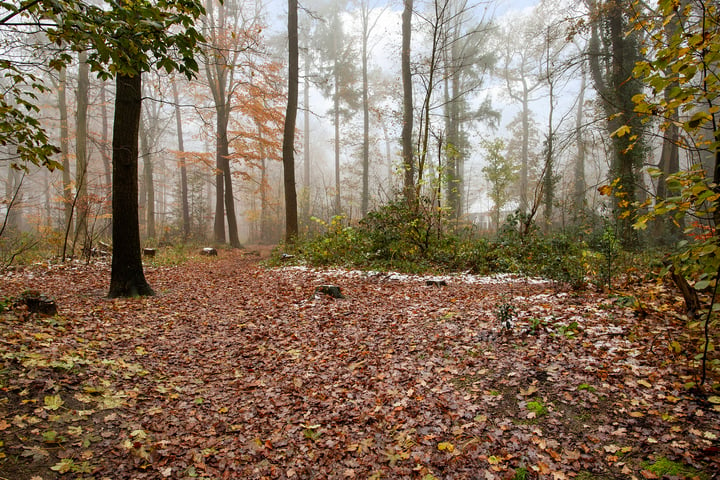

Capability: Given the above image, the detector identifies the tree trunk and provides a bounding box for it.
[333,35,342,217]
[573,58,587,220]
[283,0,299,242]
[58,68,73,235]
[172,79,191,239]
[108,73,154,298]
[401,0,414,206]
[100,83,112,238]
[588,0,644,248]
[216,106,240,248]
[360,2,370,217]
[75,52,90,245]
[140,120,156,240]
[303,50,311,226]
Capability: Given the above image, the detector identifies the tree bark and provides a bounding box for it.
[140,120,156,240]
[75,52,90,244]
[573,57,587,220]
[172,79,191,239]
[108,73,154,298]
[401,0,415,206]
[283,0,299,242]
[58,68,72,235]
[360,1,370,217]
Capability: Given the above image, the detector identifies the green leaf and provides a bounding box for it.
[51,458,75,473]
[44,394,64,411]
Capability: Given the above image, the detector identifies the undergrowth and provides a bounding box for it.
[272,200,649,288]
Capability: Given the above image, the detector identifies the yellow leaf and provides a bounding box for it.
[611,125,631,138]
[637,379,652,388]
[707,396,720,404]
[598,185,612,196]
[44,394,64,411]
[438,441,454,452]
[629,411,645,417]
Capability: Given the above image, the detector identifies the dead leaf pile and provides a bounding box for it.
[1,250,718,479]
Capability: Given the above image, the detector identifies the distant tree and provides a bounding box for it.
[315,0,359,216]
[441,0,496,221]
[358,0,386,217]
[171,77,191,239]
[481,138,518,230]
[499,12,545,215]
[202,0,252,248]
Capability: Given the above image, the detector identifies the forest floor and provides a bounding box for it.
[1,248,719,480]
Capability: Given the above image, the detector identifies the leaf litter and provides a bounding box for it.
[1,249,718,479]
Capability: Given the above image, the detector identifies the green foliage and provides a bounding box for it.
[512,467,529,480]
[481,139,518,229]
[526,399,548,417]
[643,457,707,479]
[0,61,61,171]
[630,0,720,385]
[42,0,206,80]
[495,301,514,329]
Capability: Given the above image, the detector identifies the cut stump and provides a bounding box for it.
[143,248,157,258]
[201,247,218,256]
[315,285,344,299]
[426,280,447,287]
[16,291,58,316]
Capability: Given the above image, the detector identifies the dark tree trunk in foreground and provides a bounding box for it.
[283,0,299,242]
[109,73,153,298]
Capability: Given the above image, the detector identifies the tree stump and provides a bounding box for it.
[426,279,447,287]
[143,248,157,258]
[201,247,218,256]
[315,285,344,299]
[16,290,57,316]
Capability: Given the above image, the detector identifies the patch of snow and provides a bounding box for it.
[276,265,550,286]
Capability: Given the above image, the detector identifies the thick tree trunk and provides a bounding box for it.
[108,73,154,298]
[283,0,299,242]
[401,0,414,206]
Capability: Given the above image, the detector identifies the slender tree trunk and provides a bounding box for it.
[303,50,311,225]
[360,3,370,217]
[520,86,529,214]
[172,79,191,239]
[283,0,299,242]
[75,52,90,245]
[573,59,587,221]
[140,121,156,240]
[401,0,415,206]
[108,73,153,298]
[217,107,240,248]
[58,68,73,235]
[100,83,112,238]
[542,29,555,231]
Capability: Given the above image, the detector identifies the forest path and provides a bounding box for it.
[1,249,718,479]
